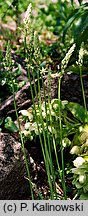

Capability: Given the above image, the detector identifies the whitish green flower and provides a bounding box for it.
[40,67,48,76]
[78,46,84,66]
[76,43,88,66]
[76,44,84,66]
[23,3,32,34]
[70,146,80,155]
[61,44,76,73]
[50,73,60,78]
[25,122,31,130]
[22,130,30,136]
[23,3,32,25]
[73,156,85,168]
[79,174,86,184]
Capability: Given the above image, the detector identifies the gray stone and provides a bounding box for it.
[0,133,30,199]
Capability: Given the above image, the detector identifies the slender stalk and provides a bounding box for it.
[37,72,54,199]
[27,63,54,199]
[47,74,61,177]
[15,0,20,28]
[58,75,67,199]
[5,42,34,199]
[41,73,57,198]
[79,65,87,112]
[24,32,54,198]
[10,75,34,200]
[47,71,62,197]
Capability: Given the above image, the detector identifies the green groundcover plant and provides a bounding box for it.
[20,99,88,199]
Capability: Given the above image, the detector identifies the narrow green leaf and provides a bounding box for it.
[63,3,88,41]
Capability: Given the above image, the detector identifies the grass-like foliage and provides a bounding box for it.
[0,1,88,200]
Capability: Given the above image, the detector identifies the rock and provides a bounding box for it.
[0,133,31,199]
[0,80,37,121]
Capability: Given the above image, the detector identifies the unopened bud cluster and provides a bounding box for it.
[23,3,32,35]
[61,43,76,73]
[76,43,88,66]
[4,43,14,70]
[34,31,42,64]
[76,45,84,66]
